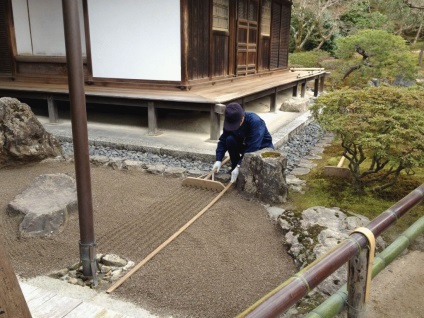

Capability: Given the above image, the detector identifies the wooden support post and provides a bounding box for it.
[241,97,247,109]
[319,74,325,93]
[210,103,225,141]
[147,101,160,136]
[314,78,319,97]
[292,85,298,97]
[270,88,277,112]
[301,82,307,98]
[0,238,32,318]
[47,95,59,123]
[347,247,369,318]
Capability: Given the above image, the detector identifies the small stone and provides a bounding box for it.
[278,219,291,231]
[123,160,144,171]
[108,159,125,170]
[89,155,110,166]
[96,253,103,262]
[146,164,166,175]
[102,254,127,267]
[68,262,80,271]
[123,261,135,271]
[100,265,112,274]
[52,268,69,278]
[163,166,186,178]
[266,206,285,221]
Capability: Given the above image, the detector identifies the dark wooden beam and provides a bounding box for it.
[314,78,319,97]
[292,84,298,97]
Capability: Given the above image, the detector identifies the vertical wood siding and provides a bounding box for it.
[188,0,210,80]
[278,3,291,68]
[269,0,290,70]
[212,33,229,77]
[0,1,12,75]
[270,2,281,69]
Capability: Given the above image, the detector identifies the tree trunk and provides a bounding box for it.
[298,24,316,51]
[343,64,362,80]
[316,38,325,50]
[413,21,422,45]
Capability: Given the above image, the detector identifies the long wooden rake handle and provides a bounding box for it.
[106,181,233,294]
[204,157,230,181]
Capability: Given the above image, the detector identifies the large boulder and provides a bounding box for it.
[237,148,288,204]
[280,97,313,112]
[7,174,77,237]
[0,97,62,168]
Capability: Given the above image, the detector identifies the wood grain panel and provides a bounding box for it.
[188,0,210,80]
[0,1,12,76]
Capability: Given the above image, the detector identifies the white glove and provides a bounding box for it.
[212,161,222,173]
[231,166,240,183]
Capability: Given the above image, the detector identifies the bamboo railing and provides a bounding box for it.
[237,183,424,318]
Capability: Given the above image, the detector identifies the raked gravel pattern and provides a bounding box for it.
[60,123,326,175]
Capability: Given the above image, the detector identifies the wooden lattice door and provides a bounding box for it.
[236,0,259,76]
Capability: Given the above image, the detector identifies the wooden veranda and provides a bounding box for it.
[0,69,326,140]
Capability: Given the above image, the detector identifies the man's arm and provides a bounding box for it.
[215,131,228,161]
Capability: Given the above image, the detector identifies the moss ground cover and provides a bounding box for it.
[287,141,424,243]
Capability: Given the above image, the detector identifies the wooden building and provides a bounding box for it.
[0,0,325,140]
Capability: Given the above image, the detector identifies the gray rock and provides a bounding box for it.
[280,97,312,112]
[108,159,125,170]
[146,164,166,175]
[7,174,77,237]
[0,97,62,168]
[301,207,346,230]
[286,175,306,186]
[237,148,288,204]
[163,166,186,178]
[297,159,317,169]
[280,206,387,296]
[102,254,127,267]
[90,155,110,166]
[291,167,310,176]
[266,206,285,221]
[123,160,144,171]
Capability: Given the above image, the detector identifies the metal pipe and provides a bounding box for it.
[62,0,96,279]
[238,183,424,318]
[306,216,424,318]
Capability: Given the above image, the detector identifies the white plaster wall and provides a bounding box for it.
[11,0,32,55]
[12,0,86,56]
[88,0,181,81]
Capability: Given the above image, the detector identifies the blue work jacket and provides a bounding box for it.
[216,112,273,164]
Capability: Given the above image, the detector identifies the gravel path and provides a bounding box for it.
[60,122,325,175]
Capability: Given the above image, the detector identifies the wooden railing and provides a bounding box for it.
[237,183,424,318]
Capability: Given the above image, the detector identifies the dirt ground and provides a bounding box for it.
[0,160,297,318]
[1,160,423,318]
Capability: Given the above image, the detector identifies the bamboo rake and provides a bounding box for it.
[106,181,233,293]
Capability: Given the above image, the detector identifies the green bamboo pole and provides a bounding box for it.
[306,216,424,318]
